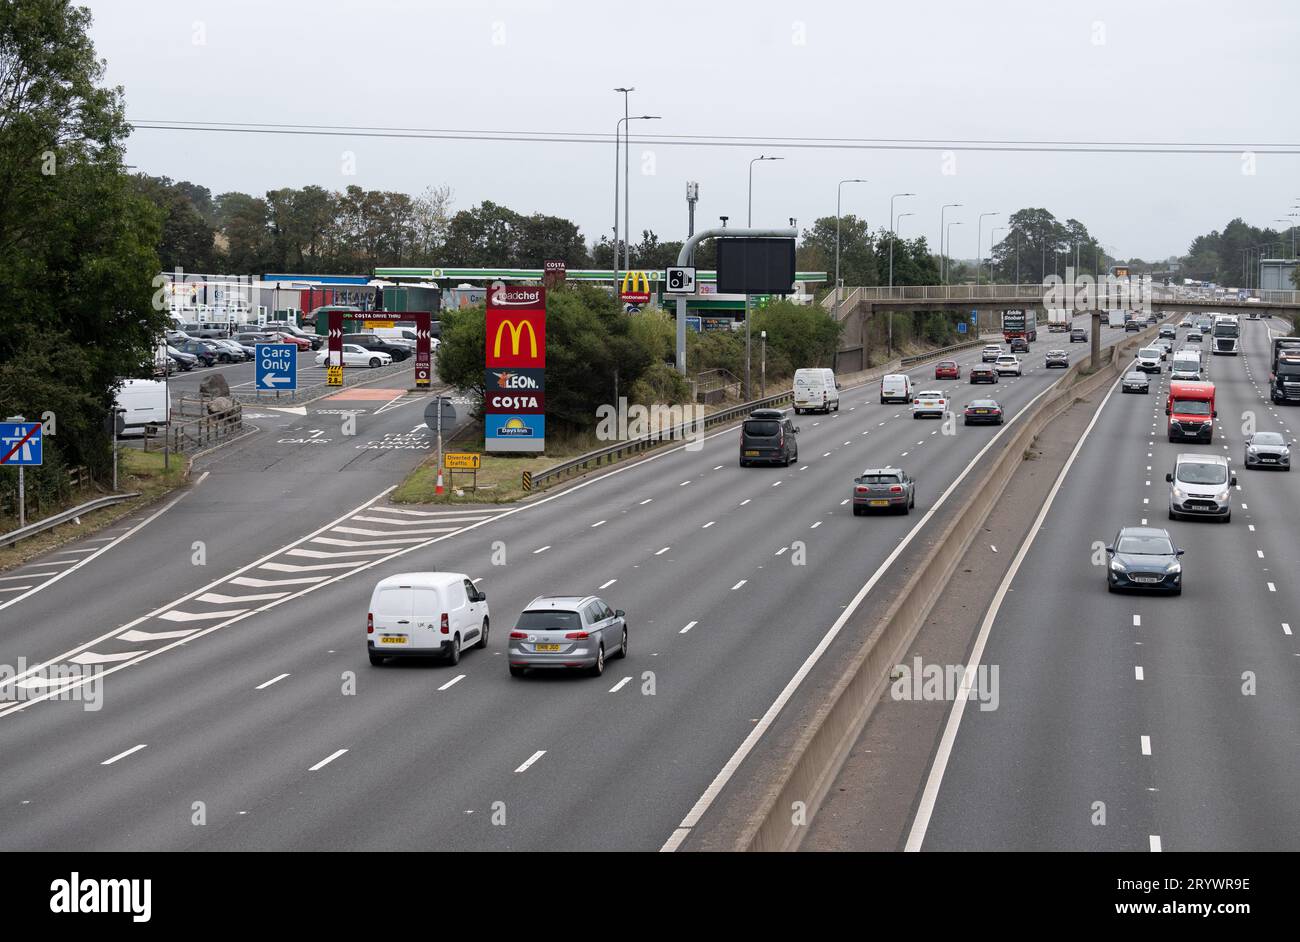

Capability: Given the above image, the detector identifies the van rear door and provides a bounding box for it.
[411,584,447,649]
[372,585,415,650]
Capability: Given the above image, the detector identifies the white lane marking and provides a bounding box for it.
[609,676,632,693]
[514,750,546,774]
[640,498,653,505]
[713,465,723,471]
[702,521,715,529]
[810,521,822,529]
[1133,615,1141,627]
[287,546,394,559]
[1141,735,1152,756]
[771,481,782,487]
[591,520,606,528]
[599,579,617,589]
[0,484,198,613]
[438,674,466,692]
[332,525,459,536]
[70,650,146,665]
[1267,582,1276,592]
[0,573,56,581]
[197,591,289,605]
[101,744,147,766]
[1135,666,1144,681]
[740,499,751,506]
[533,545,551,554]
[775,547,788,555]
[231,574,329,588]
[1283,623,1292,636]
[1257,550,1264,558]
[309,749,348,772]
[159,608,247,623]
[679,621,698,634]
[118,628,197,643]
[730,580,747,590]
[654,547,670,556]
[902,370,1123,853]
[0,586,33,593]
[313,535,435,547]
[679,480,691,487]
[1150,836,1162,853]
[840,499,850,505]
[823,452,832,458]
[256,673,290,690]
[1248,524,1255,532]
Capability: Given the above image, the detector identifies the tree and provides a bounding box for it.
[0,0,166,496]
[798,214,877,290]
[132,174,216,271]
[411,184,453,265]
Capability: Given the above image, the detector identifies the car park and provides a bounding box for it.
[507,596,627,677]
[1105,526,1184,595]
[933,359,960,380]
[969,365,999,384]
[792,367,840,413]
[166,346,197,371]
[851,468,915,515]
[981,344,1003,362]
[911,389,948,419]
[173,339,219,367]
[994,354,1022,376]
[1136,347,1163,373]
[1166,452,1234,522]
[367,572,489,666]
[1069,328,1087,343]
[1044,349,1068,369]
[880,373,914,403]
[342,332,412,362]
[1009,337,1029,353]
[963,399,1003,425]
[1243,431,1292,470]
[268,330,314,351]
[1121,370,1151,394]
[739,408,797,466]
[315,343,393,368]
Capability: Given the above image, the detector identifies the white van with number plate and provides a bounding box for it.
[793,367,840,414]
[880,373,913,404]
[367,572,489,666]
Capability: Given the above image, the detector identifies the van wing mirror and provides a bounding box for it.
[1231,475,1237,486]
[1165,472,1173,482]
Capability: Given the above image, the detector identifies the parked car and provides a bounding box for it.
[342,333,412,362]
[275,322,324,350]
[910,390,948,419]
[1105,527,1183,595]
[1044,349,1069,369]
[173,339,219,367]
[963,399,1003,425]
[1243,431,1292,470]
[166,347,197,371]
[851,467,915,515]
[269,331,314,351]
[981,344,1003,362]
[933,359,960,380]
[315,344,392,368]
[1069,328,1087,343]
[507,596,627,677]
[739,408,798,467]
[367,572,489,666]
[211,339,252,363]
[969,365,999,384]
[994,355,1022,376]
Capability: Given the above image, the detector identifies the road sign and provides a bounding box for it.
[363,319,395,329]
[620,270,652,304]
[957,321,968,334]
[423,397,457,429]
[256,343,298,390]
[665,266,696,293]
[444,452,481,470]
[971,310,978,323]
[326,365,343,386]
[0,421,42,466]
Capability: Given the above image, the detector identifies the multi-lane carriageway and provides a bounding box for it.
[0,314,1204,851]
[907,316,1300,852]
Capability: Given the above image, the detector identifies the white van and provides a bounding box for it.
[367,572,489,666]
[793,367,840,414]
[113,379,168,435]
[1170,350,1201,381]
[880,373,913,404]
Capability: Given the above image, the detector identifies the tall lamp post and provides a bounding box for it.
[945,220,964,284]
[834,178,868,319]
[612,87,633,274]
[745,155,783,400]
[615,113,661,275]
[890,213,913,354]
[888,192,915,289]
[976,212,998,286]
[940,203,962,284]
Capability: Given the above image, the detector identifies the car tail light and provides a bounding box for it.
[367,613,373,634]
[565,631,589,639]
[440,613,449,634]
[509,631,528,639]
[889,485,903,493]
[855,486,868,493]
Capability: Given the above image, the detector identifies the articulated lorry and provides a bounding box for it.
[1047,309,1071,332]
[1001,309,1037,343]
[1211,314,1240,354]
[1271,337,1300,403]
[1107,309,1127,329]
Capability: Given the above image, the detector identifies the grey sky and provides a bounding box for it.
[86,0,1299,265]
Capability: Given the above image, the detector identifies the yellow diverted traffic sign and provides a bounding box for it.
[444,452,481,470]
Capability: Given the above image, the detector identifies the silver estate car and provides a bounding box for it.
[852,467,916,515]
[508,596,627,678]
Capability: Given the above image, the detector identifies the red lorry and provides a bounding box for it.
[1166,380,1216,443]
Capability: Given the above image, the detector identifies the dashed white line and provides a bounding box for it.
[654,547,670,556]
[1135,666,1144,681]
[730,580,747,591]
[591,520,607,528]
[309,748,348,772]
[1267,582,1277,592]
[608,676,632,693]
[1140,735,1152,756]
[599,579,617,589]
[1133,615,1141,627]
[514,750,546,773]
[639,498,653,505]
[255,673,290,690]
[702,521,715,529]
[679,621,698,634]
[533,545,551,554]
[438,674,466,691]
[1149,836,1163,853]
[101,744,147,766]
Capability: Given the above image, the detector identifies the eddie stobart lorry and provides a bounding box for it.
[1001,309,1037,343]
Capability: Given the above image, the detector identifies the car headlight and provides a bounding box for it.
[1166,563,1182,575]
[1246,447,1258,455]
[1216,490,1230,502]
[1171,486,1185,499]
[1110,560,1126,572]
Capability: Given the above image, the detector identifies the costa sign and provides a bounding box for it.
[487,391,544,413]
[486,284,545,452]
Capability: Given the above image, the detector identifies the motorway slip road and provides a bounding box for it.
[0,315,1133,851]
[905,317,1300,851]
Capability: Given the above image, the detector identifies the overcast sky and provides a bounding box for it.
[86,0,1299,264]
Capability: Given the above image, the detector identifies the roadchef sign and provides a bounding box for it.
[485,284,545,452]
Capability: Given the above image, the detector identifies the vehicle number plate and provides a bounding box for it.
[535,643,561,652]
[869,500,889,507]
[380,635,407,644]
[1132,575,1159,583]
[744,450,759,457]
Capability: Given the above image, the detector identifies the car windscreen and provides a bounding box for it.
[516,610,581,631]
[1125,372,1147,381]
[968,400,997,408]
[743,420,780,437]
[1117,536,1174,556]
[1252,432,1285,445]
[1140,349,1160,358]
[1173,400,1211,415]
[1176,462,1227,485]
[857,474,900,484]
[1277,364,1300,377]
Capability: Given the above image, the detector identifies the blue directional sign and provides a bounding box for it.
[970,310,978,324]
[0,422,42,466]
[957,321,968,334]
[256,343,297,391]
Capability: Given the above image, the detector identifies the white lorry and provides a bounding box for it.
[1107,310,1127,329]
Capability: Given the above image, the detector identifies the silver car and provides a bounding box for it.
[1244,431,1292,471]
[508,596,627,677]
[852,467,916,515]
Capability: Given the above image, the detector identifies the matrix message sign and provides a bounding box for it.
[485,285,545,452]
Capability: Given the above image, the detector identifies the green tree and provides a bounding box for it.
[798,214,877,290]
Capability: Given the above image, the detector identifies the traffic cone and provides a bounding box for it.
[435,470,444,495]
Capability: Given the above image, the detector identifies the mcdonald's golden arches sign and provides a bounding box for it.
[619,270,652,304]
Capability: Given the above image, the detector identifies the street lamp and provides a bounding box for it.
[745,155,783,400]
[612,87,633,272]
[945,221,964,284]
[835,178,868,319]
[889,213,914,354]
[1275,218,1297,259]
[940,203,962,283]
[976,212,999,286]
[989,227,1006,285]
[888,192,915,290]
[615,113,661,274]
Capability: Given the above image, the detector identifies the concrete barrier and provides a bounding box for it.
[735,325,1159,852]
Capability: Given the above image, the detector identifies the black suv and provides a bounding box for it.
[1009,337,1029,353]
[342,333,411,361]
[739,408,798,467]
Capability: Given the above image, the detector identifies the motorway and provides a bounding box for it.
[909,317,1300,851]
[0,315,1146,850]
